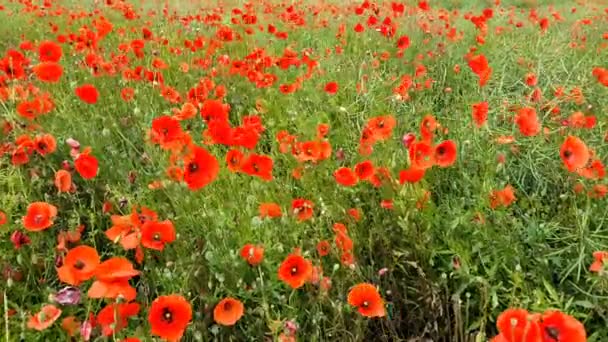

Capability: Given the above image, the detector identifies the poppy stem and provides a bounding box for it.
[3,291,8,342]
[257,267,270,322]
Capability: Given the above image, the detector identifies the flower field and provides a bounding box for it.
[1,0,608,340]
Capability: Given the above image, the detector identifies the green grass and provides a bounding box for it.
[1,0,608,341]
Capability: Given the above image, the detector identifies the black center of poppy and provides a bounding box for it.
[224,301,233,311]
[161,128,169,136]
[188,162,198,173]
[563,150,572,158]
[74,260,85,270]
[545,327,559,340]
[162,307,173,323]
[138,214,148,224]
[37,142,47,151]
[362,301,369,308]
[153,233,161,241]
[252,163,259,172]
[437,146,445,155]
[291,266,298,275]
[377,121,384,128]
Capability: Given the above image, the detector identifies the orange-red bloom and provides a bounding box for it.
[292,199,314,221]
[334,167,358,186]
[27,305,62,331]
[75,148,99,180]
[57,245,100,286]
[240,244,264,266]
[54,170,72,193]
[213,297,244,326]
[590,251,608,273]
[33,62,63,83]
[259,202,282,218]
[141,220,175,251]
[183,146,219,190]
[347,283,386,318]
[97,302,140,336]
[434,140,457,168]
[23,201,57,231]
[278,254,313,289]
[560,136,590,173]
[88,257,140,301]
[149,294,192,341]
[490,185,516,209]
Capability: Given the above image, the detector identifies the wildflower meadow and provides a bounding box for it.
[1,0,608,340]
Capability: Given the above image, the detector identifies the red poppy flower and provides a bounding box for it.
[396,35,410,49]
[292,199,314,221]
[316,240,331,256]
[88,257,139,301]
[200,99,229,123]
[226,149,244,172]
[213,297,244,326]
[354,160,375,180]
[150,116,183,149]
[399,167,426,184]
[367,115,396,141]
[560,136,589,172]
[324,81,338,95]
[23,201,58,231]
[472,101,488,127]
[278,254,313,289]
[75,84,99,104]
[240,153,273,181]
[489,185,516,209]
[347,283,386,318]
[259,203,282,218]
[33,62,63,83]
[183,146,219,190]
[334,167,358,186]
[27,305,62,331]
[540,310,586,342]
[149,294,192,341]
[409,141,435,170]
[75,148,99,179]
[34,134,57,156]
[514,107,540,137]
[0,211,6,225]
[54,170,72,193]
[240,244,264,266]
[467,54,492,87]
[434,140,457,168]
[97,302,140,336]
[38,40,62,62]
[57,245,100,286]
[590,251,608,273]
[496,308,541,342]
[141,220,176,251]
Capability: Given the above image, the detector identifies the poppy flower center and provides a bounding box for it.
[377,121,384,128]
[37,142,47,151]
[161,128,169,136]
[224,301,233,311]
[188,162,198,173]
[34,214,45,225]
[362,301,369,308]
[162,307,173,323]
[73,260,86,270]
[291,267,298,275]
[436,146,445,155]
[563,150,572,158]
[153,232,161,241]
[545,326,560,340]
[252,163,259,172]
